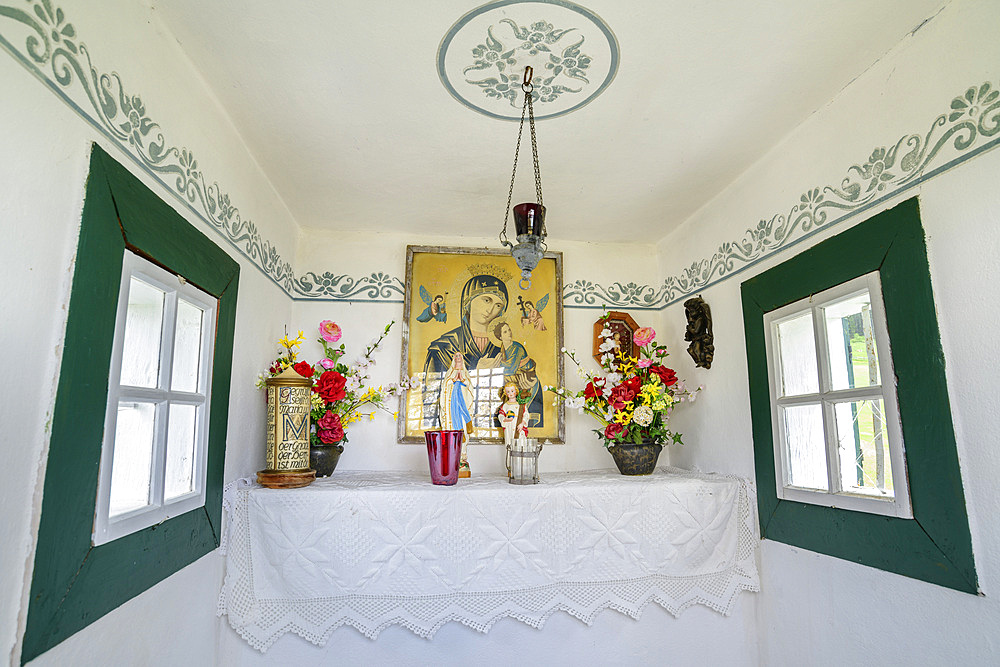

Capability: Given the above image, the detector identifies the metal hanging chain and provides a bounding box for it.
[526,77,544,222]
[500,88,528,247]
[500,66,545,246]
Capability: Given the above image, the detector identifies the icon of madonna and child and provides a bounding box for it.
[422,272,546,444]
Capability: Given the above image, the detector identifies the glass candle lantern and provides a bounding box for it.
[506,438,542,485]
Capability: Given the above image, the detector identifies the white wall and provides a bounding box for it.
[0,3,757,665]
[20,0,997,664]
[0,1,299,664]
[657,0,1000,663]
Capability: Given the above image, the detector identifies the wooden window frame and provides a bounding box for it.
[22,145,240,662]
[741,197,977,593]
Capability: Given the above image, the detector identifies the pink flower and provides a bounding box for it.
[637,358,653,368]
[319,320,342,343]
[320,358,336,369]
[633,327,656,347]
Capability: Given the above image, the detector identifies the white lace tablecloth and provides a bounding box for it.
[218,468,759,651]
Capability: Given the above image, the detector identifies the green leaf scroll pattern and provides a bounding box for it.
[293,272,405,301]
[463,20,589,107]
[0,1,298,291]
[2,2,999,306]
[653,79,1000,309]
[562,280,664,310]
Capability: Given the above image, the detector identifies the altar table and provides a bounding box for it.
[218,468,759,651]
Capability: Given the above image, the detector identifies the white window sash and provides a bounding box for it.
[764,272,911,519]
[93,252,216,545]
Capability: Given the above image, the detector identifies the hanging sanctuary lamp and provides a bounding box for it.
[500,66,548,290]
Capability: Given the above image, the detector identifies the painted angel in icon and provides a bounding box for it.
[416,286,448,323]
[518,293,548,331]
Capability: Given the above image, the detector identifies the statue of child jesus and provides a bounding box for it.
[495,381,529,450]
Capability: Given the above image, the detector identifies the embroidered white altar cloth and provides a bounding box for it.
[218,468,759,651]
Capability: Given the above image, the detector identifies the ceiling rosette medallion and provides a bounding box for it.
[438,0,619,120]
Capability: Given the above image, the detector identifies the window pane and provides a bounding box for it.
[120,278,164,388]
[470,367,505,435]
[109,401,156,516]
[824,292,880,390]
[171,299,205,393]
[835,399,893,498]
[776,313,819,396]
[165,403,197,500]
[420,372,442,431]
[783,404,828,490]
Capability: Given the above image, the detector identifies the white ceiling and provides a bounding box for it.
[151,1,945,244]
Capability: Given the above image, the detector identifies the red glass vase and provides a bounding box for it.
[424,430,463,485]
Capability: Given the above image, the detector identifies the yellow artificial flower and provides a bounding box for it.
[652,399,667,412]
[615,351,637,376]
[614,408,633,425]
[639,382,662,406]
[277,331,306,362]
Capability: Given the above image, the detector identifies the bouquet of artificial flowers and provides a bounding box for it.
[258,320,414,447]
[547,321,700,448]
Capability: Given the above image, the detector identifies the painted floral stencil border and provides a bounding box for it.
[0,0,401,302]
[1,1,998,308]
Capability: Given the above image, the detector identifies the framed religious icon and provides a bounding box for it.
[593,311,639,364]
[398,246,565,444]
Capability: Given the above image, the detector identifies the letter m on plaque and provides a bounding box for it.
[283,413,307,441]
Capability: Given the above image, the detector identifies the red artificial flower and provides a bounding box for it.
[293,361,314,378]
[317,410,341,431]
[608,385,636,410]
[650,365,678,386]
[623,375,642,394]
[314,370,347,402]
[318,427,343,444]
[584,381,604,400]
[604,422,625,440]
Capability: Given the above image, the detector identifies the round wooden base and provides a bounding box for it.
[257,469,316,489]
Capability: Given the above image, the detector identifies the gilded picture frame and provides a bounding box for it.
[398,245,565,444]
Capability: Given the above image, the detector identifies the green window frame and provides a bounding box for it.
[22,145,240,662]
[741,197,977,593]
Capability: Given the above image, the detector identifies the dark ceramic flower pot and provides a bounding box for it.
[608,442,663,475]
[310,443,344,478]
